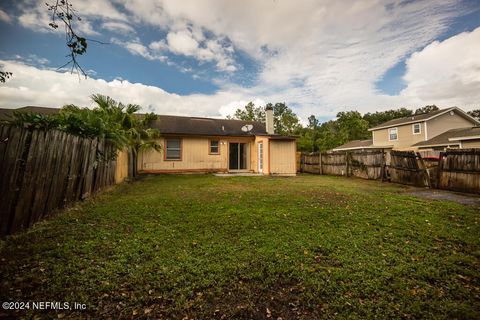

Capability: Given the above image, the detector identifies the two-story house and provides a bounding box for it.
[333,107,480,151]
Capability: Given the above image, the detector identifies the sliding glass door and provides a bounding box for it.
[229,143,248,170]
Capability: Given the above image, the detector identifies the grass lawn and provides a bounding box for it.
[1,174,479,319]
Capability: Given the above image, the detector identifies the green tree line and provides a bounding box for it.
[230,102,480,152]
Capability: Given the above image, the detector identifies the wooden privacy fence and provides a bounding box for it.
[0,125,125,237]
[389,151,429,187]
[301,149,385,180]
[299,149,480,194]
[437,149,480,194]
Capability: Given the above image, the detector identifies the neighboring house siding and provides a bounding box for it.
[426,112,474,139]
[269,140,296,175]
[373,122,425,149]
[139,136,254,172]
[462,140,480,148]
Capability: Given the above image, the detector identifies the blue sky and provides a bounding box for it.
[0,0,479,121]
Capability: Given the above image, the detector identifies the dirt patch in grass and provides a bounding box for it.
[404,188,480,206]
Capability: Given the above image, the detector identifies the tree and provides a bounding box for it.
[230,102,300,135]
[46,0,90,77]
[271,102,301,135]
[230,102,265,122]
[336,111,370,142]
[363,108,413,128]
[414,105,439,115]
[305,115,319,152]
[467,109,480,121]
[0,71,12,83]
[4,94,161,176]
[316,120,342,152]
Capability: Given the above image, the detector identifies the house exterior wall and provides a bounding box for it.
[252,136,270,174]
[372,122,425,150]
[115,148,129,183]
[139,136,255,173]
[138,134,296,175]
[426,112,475,139]
[462,140,480,148]
[269,140,296,175]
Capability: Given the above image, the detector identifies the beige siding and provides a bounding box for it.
[115,148,129,183]
[139,136,254,172]
[269,140,296,175]
[252,136,269,174]
[427,112,475,139]
[462,140,480,148]
[372,122,425,150]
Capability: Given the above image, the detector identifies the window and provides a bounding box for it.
[209,140,219,154]
[412,123,421,134]
[389,128,398,141]
[165,138,181,160]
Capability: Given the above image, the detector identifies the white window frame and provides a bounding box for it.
[389,127,398,141]
[412,123,421,135]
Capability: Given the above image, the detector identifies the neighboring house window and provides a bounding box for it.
[412,123,421,135]
[209,140,219,154]
[165,138,181,160]
[389,128,398,141]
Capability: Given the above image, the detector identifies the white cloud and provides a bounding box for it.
[16,0,126,35]
[3,0,480,121]
[167,30,199,55]
[0,8,11,23]
[102,21,135,34]
[111,38,167,62]
[157,28,237,72]
[109,0,475,115]
[400,27,480,108]
[0,60,246,116]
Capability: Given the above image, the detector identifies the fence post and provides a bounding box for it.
[380,149,386,182]
[345,151,350,177]
[319,152,323,175]
[436,152,444,189]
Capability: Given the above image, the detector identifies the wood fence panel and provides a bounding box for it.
[438,149,480,194]
[0,125,119,237]
[11,130,41,231]
[388,150,428,187]
[322,152,347,176]
[349,150,384,180]
[1,128,30,235]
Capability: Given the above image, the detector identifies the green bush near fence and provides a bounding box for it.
[0,175,479,319]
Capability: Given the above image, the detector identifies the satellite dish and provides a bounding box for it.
[241,124,254,132]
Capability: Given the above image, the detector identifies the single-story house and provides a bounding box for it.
[333,107,480,151]
[0,106,297,176]
[139,107,297,175]
[412,126,480,150]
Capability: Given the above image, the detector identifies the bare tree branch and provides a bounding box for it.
[46,0,106,79]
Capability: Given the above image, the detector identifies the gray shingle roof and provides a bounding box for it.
[413,127,480,147]
[0,106,60,120]
[149,115,267,136]
[0,106,270,137]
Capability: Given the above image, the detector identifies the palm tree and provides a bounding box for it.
[5,94,162,178]
[90,94,161,176]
